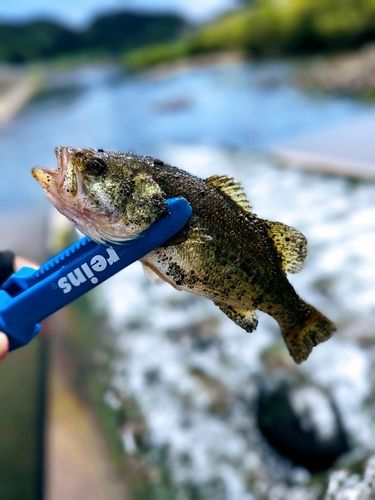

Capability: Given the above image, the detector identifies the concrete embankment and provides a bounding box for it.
[0,207,126,500]
[271,115,375,179]
[0,206,48,500]
[0,67,42,123]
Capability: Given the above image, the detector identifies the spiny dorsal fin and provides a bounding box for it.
[262,220,307,274]
[206,175,251,212]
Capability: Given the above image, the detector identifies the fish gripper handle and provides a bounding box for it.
[0,197,192,351]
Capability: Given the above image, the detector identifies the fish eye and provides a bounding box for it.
[86,157,107,176]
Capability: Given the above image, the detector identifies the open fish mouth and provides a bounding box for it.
[32,146,81,197]
[55,146,70,173]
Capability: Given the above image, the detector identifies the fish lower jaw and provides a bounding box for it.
[32,167,58,191]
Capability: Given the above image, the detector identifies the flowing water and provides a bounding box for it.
[0,59,372,208]
[99,148,375,499]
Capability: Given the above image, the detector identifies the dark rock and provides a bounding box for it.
[256,381,349,473]
[144,367,160,386]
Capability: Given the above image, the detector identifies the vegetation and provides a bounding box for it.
[123,0,375,70]
[124,39,194,69]
[0,11,186,63]
[3,2,375,70]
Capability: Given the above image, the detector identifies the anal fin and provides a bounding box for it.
[217,304,258,333]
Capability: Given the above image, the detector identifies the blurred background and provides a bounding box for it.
[1,0,375,499]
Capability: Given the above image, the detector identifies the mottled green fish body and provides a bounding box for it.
[33,147,335,363]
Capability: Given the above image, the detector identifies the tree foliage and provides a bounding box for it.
[0,11,186,63]
[193,0,375,56]
[124,0,375,69]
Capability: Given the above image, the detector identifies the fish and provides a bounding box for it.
[32,146,336,363]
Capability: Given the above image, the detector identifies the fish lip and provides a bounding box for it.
[32,146,69,190]
[33,146,83,198]
[33,147,70,191]
[32,166,58,190]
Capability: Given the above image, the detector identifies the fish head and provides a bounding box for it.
[32,146,168,244]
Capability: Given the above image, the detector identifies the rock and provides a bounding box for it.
[297,44,375,96]
[256,381,349,472]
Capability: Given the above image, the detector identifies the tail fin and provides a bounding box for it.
[282,304,336,364]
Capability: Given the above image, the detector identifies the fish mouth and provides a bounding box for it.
[55,145,69,172]
[32,165,58,190]
[32,146,82,197]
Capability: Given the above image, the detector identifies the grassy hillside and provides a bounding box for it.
[124,0,375,69]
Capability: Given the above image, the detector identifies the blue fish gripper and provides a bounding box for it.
[0,197,192,351]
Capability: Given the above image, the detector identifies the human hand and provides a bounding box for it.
[0,256,38,361]
[0,333,9,361]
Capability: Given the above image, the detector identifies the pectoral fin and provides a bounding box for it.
[126,172,167,230]
[141,263,164,284]
[262,220,307,274]
[216,304,258,333]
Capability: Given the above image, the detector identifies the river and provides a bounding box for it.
[0,59,373,210]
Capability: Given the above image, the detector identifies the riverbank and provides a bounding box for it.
[0,205,128,500]
[297,44,375,97]
[0,205,48,500]
[1,43,375,130]
[46,307,128,500]
[0,67,42,122]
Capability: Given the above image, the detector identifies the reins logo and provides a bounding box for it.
[57,248,120,293]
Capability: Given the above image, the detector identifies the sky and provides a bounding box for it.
[0,0,239,26]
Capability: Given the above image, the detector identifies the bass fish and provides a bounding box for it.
[33,147,335,363]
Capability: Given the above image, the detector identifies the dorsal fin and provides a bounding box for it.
[206,175,251,212]
[262,220,307,274]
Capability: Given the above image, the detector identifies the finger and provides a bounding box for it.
[0,332,9,361]
[13,256,38,271]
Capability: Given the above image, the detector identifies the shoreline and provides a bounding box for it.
[0,67,43,123]
[142,50,244,76]
[0,43,373,125]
